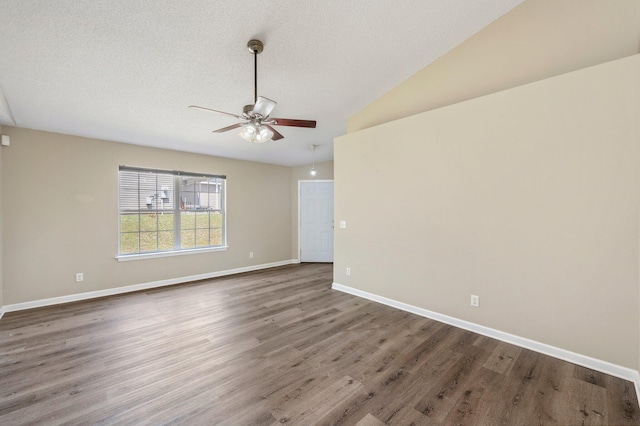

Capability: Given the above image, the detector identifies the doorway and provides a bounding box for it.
[299,180,334,262]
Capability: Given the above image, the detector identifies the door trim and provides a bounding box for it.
[297,180,334,262]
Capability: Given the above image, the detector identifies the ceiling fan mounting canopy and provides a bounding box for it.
[247,39,263,54]
[189,39,316,143]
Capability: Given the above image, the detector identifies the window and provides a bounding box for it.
[118,166,226,257]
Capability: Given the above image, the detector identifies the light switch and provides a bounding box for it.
[339,220,347,229]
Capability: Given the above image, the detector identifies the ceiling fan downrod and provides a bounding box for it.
[247,39,264,104]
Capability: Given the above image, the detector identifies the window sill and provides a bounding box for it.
[116,246,228,262]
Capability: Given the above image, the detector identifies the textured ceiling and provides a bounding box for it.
[0,0,523,166]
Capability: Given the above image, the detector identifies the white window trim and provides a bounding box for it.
[116,245,229,262]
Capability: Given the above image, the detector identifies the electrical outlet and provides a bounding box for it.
[340,220,347,229]
[249,252,254,259]
[76,273,84,282]
[470,295,479,307]
[346,267,351,276]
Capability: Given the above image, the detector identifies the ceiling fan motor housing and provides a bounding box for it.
[243,104,254,116]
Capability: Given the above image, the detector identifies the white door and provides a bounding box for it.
[300,181,334,262]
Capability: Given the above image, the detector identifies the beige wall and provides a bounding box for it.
[348,0,640,133]
[335,55,640,369]
[290,160,334,259]
[1,127,293,305]
[0,124,3,307]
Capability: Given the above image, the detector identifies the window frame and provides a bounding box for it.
[117,166,227,261]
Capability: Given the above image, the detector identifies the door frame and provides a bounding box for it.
[297,179,334,262]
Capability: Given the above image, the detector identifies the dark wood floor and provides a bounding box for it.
[0,263,638,425]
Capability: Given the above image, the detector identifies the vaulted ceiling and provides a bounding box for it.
[0,0,524,166]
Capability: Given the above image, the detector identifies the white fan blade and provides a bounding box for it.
[189,105,243,120]
[253,96,277,118]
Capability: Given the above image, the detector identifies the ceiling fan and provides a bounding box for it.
[189,39,317,143]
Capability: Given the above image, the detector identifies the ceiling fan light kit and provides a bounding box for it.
[189,39,316,144]
[240,123,274,143]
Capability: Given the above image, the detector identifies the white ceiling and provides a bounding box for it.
[0,0,523,166]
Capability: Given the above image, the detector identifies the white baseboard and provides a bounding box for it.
[0,259,298,314]
[332,282,640,403]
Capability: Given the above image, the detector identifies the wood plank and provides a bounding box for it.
[0,263,637,424]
